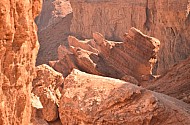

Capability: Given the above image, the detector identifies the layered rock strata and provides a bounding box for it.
[59,69,190,125]
[0,0,41,124]
[51,28,160,82]
[69,0,190,74]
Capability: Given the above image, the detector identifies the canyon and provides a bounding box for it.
[0,0,190,125]
[37,0,190,75]
[69,0,190,75]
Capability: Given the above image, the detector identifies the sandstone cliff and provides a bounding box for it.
[69,0,190,74]
[50,28,160,82]
[59,69,190,125]
[0,0,41,124]
[36,0,72,65]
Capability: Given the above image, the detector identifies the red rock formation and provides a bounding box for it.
[36,0,72,65]
[59,69,190,125]
[146,56,190,104]
[0,0,41,124]
[32,64,64,123]
[36,0,190,74]
[51,28,160,82]
[69,0,190,75]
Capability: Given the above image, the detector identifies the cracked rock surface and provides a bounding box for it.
[59,69,190,125]
[51,28,160,83]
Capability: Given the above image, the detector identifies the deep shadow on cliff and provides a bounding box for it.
[35,0,73,65]
[36,12,73,65]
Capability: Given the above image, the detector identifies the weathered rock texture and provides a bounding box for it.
[30,117,49,125]
[70,0,190,74]
[30,94,48,125]
[0,0,41,124]
[32,64,64,122]
[59,69,190,125]
[36,0,72,65]
[36,0,72,32]
[51,28,160,83]
[146,56,190,104]
[70,0,147,41]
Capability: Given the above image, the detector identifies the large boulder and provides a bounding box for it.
[0,0,41,124]
[59,69,190,125]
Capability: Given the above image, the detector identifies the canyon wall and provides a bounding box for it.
[35,0,72,65]
[0,0,41,124]
[31,64,64,124]
[70,0,190,74]
[36,0,72,32]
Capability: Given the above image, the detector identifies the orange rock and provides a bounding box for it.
[0,0,41,124]
[69,0,190,75]
[146,57,190,104]
[48,119,62,125]
[32,64,64,122]
[30,117,49,125]
[52,28,160,82]
[121,75,139,85]
[59,69,190,125]
[37,0,190,74]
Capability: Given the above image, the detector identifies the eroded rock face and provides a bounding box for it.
[0,0,41,124]
[36,0,72,65]
[70,0,147,41]
[146,56,190,104]
[32,64,64,122]
[59,69,190,125]
[69,0,190,74]
[51,28,160,82]
[36,0,72,32]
